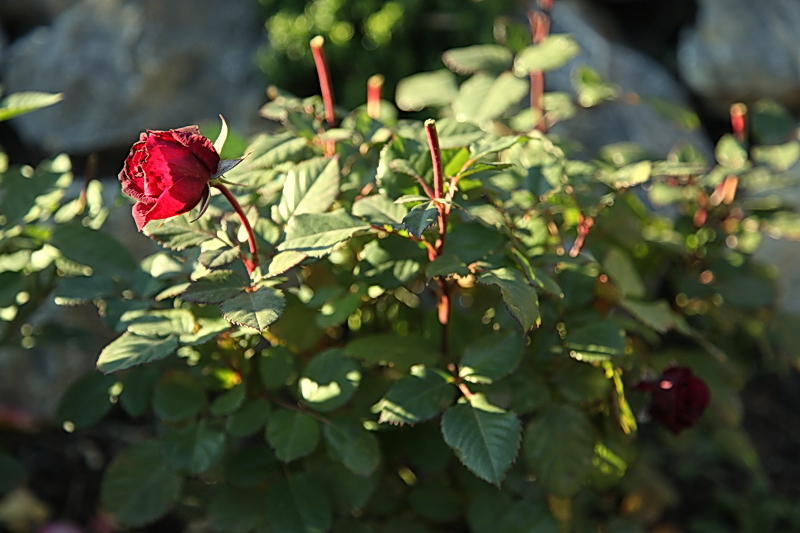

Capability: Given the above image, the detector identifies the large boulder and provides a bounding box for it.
[0,0,266,155]
[678,0,800,109]
[547,0,710,157]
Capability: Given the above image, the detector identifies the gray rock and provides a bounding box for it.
[678,0,800,109]
[546,0,711,158]
[1,0,266,155]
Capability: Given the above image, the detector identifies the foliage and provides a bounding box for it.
[3,22,800,533]
[257,0,521,109]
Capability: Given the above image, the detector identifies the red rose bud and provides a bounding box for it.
[637,366,710,434]
[119,126,220,231]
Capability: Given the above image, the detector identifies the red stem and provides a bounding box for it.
[367,74,384,119]
[214,183,259,276]
[527,7,551,132]
[311,36,336,127]
[424,119,451,354]
[730,103,747,144]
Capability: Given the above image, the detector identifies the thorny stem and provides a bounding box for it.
[214,183,259,276]
[310,36,335,127]
[730,102,747,144]
[311,36,336,157]
[528,1,553,132]
[367,74,384,119]
[424,119,451,356]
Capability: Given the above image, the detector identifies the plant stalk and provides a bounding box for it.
[214,183,259,276]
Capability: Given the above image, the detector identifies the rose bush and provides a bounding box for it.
[637,366,711,434]
[119,126,220,231]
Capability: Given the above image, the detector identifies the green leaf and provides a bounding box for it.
[641,97,700,132]
[310,456,378,515]
[210,383,246,415]
[572,65,618,107]
[209,486,269,533]
[226,397,271,437]
[426,254,470,279]
[353,194,408,226]
[447,222,506,263]
[440,396,522,486]
[126,309,196,337]
[54,274,117,305]
[460,332,525,384]
[453,72,529,123]
[620,299,685,334]
[442,44,513,74]
[401,202,439,237]
[101,441,182,528]
[96,333,179,374]
[273,157,341,223]
[751,99,794,144]
[198,245,240,269]
[478,268,541,332]
[0,165,68,227]
[278,209,370,257]
[715,134,748,169]
[323,417,380,476]
[161,420,226,475]
[243,131,313,170]
[259,346,295,389]
[55,372,116,429]
[181,270,245,304]
[523,404,595,496]
[396,70,458,111]
[145,215,215,250]
[409,480,464,523]
[377,366,456,425]
[436,118,485,148]
[119,365,159,417]
[0,91,63,122]
[599,161,652,189]
[265,250,307,277]
[456,162,513,179]
[224,444,277,488]
[344,334,439,371]
[265,473,332,533]
[752,141,800,172]
[219,286,285,332]
[265,409,320,462]
[152,372,206,422]
[299,349,361,412]
[553,362,611,404]
[564,321,626,361]
[513,35,580,75]
[179,316,233,345]
[602,248,645,298]
[51,222,136,278]
[469,135,521,160]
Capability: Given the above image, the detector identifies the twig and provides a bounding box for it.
[214,183,259,276]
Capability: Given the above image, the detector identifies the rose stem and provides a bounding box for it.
[310,36,336,157]
[367,74,384,119]
[730,102,747,144]
[528,0,553,132]
[310,36,335,127]
[424,119,451,355]
[214,183,259,276]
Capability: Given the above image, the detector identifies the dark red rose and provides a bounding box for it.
[119,126,220,231]
[637,366,710,434]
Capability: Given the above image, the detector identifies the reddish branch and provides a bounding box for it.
[214,183,259,276]
[527,0,553,132]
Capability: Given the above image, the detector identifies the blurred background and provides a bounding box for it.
[1,0,800,532]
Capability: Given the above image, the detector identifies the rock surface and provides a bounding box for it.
[547,0,711,158]
[0,0,266,155]
[678,0,800,109]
